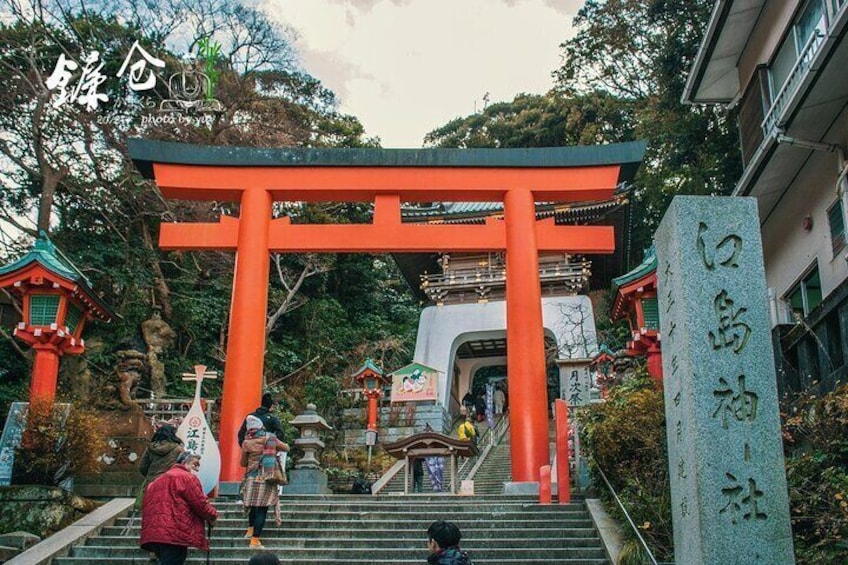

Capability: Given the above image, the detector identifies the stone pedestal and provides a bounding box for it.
[279,468,331,495]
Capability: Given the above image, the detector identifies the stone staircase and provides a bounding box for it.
[52,494,610,564]
[470,437,513,495]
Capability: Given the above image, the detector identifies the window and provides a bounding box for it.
[29,295,60,326]
[785,265,823,320]
[828,199,846,255]
[65,304,83,334]
[641,297,660,330]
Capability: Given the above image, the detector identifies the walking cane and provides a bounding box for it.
[206,521,212,565]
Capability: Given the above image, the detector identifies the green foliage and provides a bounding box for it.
[303,375,344,425]
[555,0,741,255]
[13,400,107,487]
[783,386,848,564]
[0,2,402,419]
[580,371,673,561]
[424,91,633,148]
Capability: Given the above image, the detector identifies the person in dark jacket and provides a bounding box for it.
[473,394,486,423]
[140,452,218,565]
[461,392,475,418]
[138,424,184,505]
[237,393,285,446]
[427,520,471,564]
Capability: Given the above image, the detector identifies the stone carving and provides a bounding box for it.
[141,311,177,398]
[113,349,147,409]
[656,196,794,565]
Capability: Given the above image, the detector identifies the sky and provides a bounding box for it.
[263,0,584,148]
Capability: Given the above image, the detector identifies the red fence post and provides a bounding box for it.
[555,399,571,503]
[539,465,552,504]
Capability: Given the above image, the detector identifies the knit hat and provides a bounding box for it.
[246,415,264,431]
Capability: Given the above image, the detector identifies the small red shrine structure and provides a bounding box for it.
[352,358,388,432]
[128,138,645,485]
[589,344,616,398]
[610,247,661,381]
[0,235,113,402]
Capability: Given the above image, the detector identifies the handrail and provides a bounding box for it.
[370,459,406,495]
[464,415,510,480]
[457,414,508,478]
[594,463,659,565]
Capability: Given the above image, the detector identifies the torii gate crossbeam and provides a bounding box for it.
[129,139,645,489]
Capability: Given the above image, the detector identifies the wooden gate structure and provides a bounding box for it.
[128,138,645,486]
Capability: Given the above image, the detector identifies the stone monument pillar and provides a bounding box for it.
[281,403,333,495]
[655,196,794,564]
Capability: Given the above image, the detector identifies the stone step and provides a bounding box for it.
[109,517,597,530]
[208,503,587,512]
[87,535,603,549]
[115,510,593,523]
[93,526,601,541]
[66,545,608,560]
[55,558,608,565]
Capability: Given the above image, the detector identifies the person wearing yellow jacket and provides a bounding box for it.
[457,416,477,445]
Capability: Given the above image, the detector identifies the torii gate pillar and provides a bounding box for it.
[504,188,549,479]
[218,188,272,479]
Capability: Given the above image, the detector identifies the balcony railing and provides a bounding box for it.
[761,30,825,137]
[421,259,591,302]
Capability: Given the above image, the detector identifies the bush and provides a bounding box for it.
[580,371,673,561]
[12,400,106,487]
[783,386,848,564]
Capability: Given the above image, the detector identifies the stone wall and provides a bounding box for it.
[0,486,99,539]
[342,403,451,447]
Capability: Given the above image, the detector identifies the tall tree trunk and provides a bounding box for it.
[141,222,173,319]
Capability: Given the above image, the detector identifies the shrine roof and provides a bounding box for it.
[0,235,114,319]
[611,246,657,293]
[400,191,626,221]
[0,236,80,281]
[128,138,647,183]
[352,357,384,378]
[382,432,479,459]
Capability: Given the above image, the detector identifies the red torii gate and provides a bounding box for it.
[129,139,645,487]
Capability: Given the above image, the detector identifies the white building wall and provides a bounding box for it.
[761,144,848,325]
[412,295,598,409]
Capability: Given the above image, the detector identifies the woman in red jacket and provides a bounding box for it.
[140,452,218,565]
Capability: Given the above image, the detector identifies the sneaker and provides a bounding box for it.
[249,537,264,549]
[243,527,254,538]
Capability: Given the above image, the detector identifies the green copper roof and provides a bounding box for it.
[595,344,616,358]
[0,233,114,319]
[0,234,85,282]
[128,138,647,183]
[353,357,384,377]
[611,246,657,293]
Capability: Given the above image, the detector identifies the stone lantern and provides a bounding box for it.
[290,403,332,469]
[283,403,333,494]
[0,235,113,402]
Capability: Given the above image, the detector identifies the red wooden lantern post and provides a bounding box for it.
[589,345,616,399]
[0,235,113,403]
[352,359,388,433]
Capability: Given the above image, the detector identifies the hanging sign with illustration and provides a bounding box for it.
[390,362,440,402]
[176,365,220,494]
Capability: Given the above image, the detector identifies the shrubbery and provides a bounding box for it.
[579,371,673,562]
[783,385,848,564]
[12,400,106,487]
[581,372,848,564]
